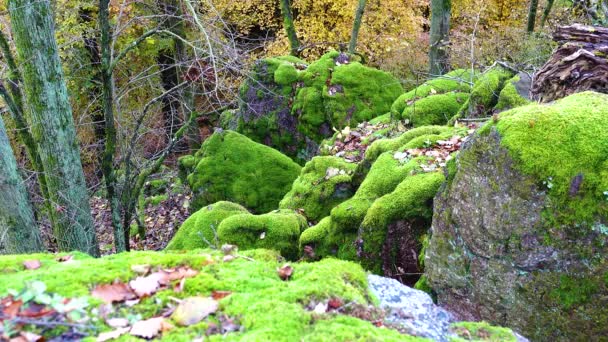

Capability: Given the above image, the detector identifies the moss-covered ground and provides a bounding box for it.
[0,250,427,341]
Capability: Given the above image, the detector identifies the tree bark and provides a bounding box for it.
[99,0,128,253]
[0,30,50,208]
[8,0,99,256]
[0,116,43,254]
[349,0,367,54]
[429,0,451,75]
[541,0,555,27]
[279,0,300,56]
[527,0,540,33]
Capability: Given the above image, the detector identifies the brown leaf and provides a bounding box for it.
[223,255,236,263]
[211,291,232,300]
[23,260,41,270]
[130,317,165,339]
[163,266,198,281]
[277,264,293,281]
[97,327,129,342]
[171,297,218,326]
[3,299,22,319]
[92,282,136,304]
[20,303,54,318]
[173,278,186,293]
[328,298,343,310]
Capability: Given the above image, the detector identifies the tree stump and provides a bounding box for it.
[531,24,608,103]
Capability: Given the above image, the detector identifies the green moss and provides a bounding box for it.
[177,155,197,184]
[456,67,514,119]
[274,63,300,85]
[494,75,531,111]
[391,69,475,116]
[279,156,357,222]
[401,92,469,127]
[217,210,308,260]
[1,250,426,341]
[185,131,301,213]
[166,202,249,250]
[549,275,598,310]
[449,321,518,342]
[146,194,168,206]
[489,92,608,227]
[359,172,445,273]
[364,126,453,164]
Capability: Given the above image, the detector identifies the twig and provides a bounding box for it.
[0,314,94,330]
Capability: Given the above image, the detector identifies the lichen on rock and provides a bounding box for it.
[425,92,608,340]
[181,130,301,213]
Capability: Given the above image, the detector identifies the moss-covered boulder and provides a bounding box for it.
[300,126,465,281]
[182,131,301,213]
[165,202,249,250]
[279,156,357,222]
[390,69,475,126]
[217,210,308,260]
[495,73,532,111]
[455,66,515,119]
[234,51,403,161]
[0,249,429,341]
[425,92,608,340]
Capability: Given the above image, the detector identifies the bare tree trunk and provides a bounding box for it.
[8,0,99,256]
[279,0,300,56]
[0,116,43,254]
[349,0,367,54]
[527,0,540,33]
[541,0,555,27]
[99,0,128,253]
[429,0,451,75]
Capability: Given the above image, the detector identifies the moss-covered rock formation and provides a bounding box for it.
[232,51,403,161]
[495,73,532,111]
[279,156,357,222]
[390,69,475,127]
[180,131,301,213]
[165,202,249,250]
[0,250,427,341]
[454,66,515,119]
[217,210,308,260]
[300,126,464,283]
[425,92,608,340]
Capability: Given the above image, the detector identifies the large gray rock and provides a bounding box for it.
[425,92,608,340]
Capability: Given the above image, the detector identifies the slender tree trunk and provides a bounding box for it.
[429,0,451,75]
[158,0,186,146]
[99,0,128,252]
[349,0,367,54]
[79,8,106,184]
[541,0,555,27]
[279,0,300,56]
[0,116,43,254]
[8,0,99,256]
[527,0,540,33]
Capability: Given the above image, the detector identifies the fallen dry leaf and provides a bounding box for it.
[211,291,232,300]
[328,298,343,310]
[3,299,22,319]
[171,297,218,326]
[163,266,198,281]
[223,255,236,262]
[23,260,41,270]
[92,282,136,304]
[106,317,129,328]
[97,327,129,342]
[129,274,162,298]
[130,264,151,275]
[277,264,293,281]
[173,278,186,293]
[130,317,166,339]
